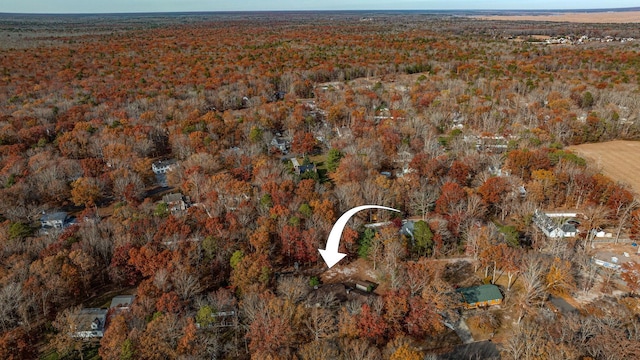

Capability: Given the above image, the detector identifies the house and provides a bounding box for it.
[73,308,108,338]
[270,137,290,153]
[162,193,190,214]
[457,284,503,309]
[291,158,317,175]
[152,159,176,174]
[400,220,415,240]
[40,211,71,230]
[152,159,176,187]
[533,210,578,238]
[196,306,238,329]
[394,150,414,177]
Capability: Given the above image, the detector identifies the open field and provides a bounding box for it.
[568,140,640,195]
[474,11,640,23]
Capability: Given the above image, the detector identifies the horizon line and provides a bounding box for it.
[1,7,639,16]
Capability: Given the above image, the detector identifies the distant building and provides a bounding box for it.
[270,137,290,153]
[457,284,503,309]
[40,211,71,230]
[152,159,176,174]
[152,159,176,187]
[73,308,108,338]
[196,306,238,329]
[162,193,190,214]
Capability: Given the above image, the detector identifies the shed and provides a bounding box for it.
[354,280,377,293]
[457,284,503,309]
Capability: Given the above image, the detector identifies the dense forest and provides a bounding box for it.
[1,12,640,359]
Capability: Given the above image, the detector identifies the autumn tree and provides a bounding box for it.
[51,306,98,360]
[292,131,317,155]
[545,257,576,297]
[136,312,182,359]
[357,303,387,344]
[478,176,511,215]
[245,295,305,358]
[621,261,640,294]
[0,327,35,360]
[70,177,102,207]
[435,182,466,215]
[99,315,129,360]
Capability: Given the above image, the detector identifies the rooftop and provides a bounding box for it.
[154,158,176,166]
[40,211,68,222]
[457,284,503,304]
[110,295,135,309]
[163,193,185,203]
[74,308,108,338]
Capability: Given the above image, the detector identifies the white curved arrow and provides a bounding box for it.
[319,205,401,268]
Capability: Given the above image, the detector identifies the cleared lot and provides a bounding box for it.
[568,140,640,196]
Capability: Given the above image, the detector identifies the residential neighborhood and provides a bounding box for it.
[3,8,640,360]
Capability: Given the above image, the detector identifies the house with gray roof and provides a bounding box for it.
[533,210,578,238]
[73,308,108,338]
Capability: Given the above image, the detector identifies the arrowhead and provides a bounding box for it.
[318,249,347,268]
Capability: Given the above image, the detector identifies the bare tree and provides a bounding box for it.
[277,276,311,304]
[339,337,382,360]
[407,178,438,219]
[0,282,25,331]
[172,267,203,302]
[614,199,638,243]
[305,307,337,341]
[501,321,546,360]
[582,205,611,250]
[516,254,548,323]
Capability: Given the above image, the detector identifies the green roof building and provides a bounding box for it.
[457,284,503,309]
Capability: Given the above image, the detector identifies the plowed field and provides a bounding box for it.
[568,140,640,195]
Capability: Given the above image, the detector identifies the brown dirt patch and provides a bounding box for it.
[567,140,640,196]
[320,258,382,288]
[474,11,640,24]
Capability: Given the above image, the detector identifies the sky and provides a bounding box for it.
[1,1,639,14]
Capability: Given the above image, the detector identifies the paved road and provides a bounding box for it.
[442,313,474,344]
[453,317,475,344]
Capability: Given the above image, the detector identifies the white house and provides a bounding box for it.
[152,159,176,174]
[533,210,578,238]
[40,211,70,230]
